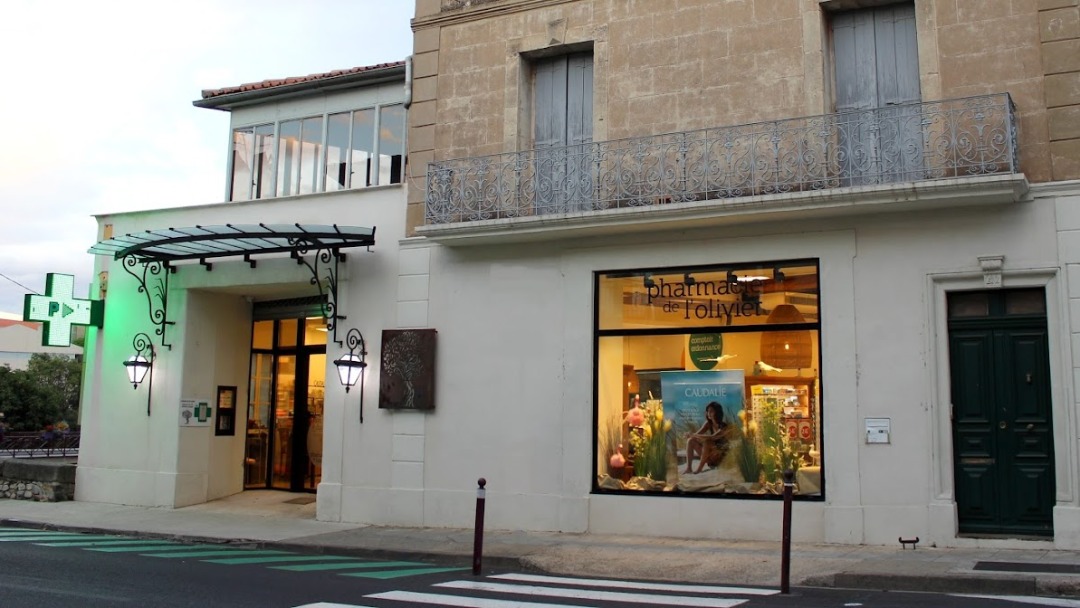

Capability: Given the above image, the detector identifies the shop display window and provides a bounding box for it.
[594,260,823,498]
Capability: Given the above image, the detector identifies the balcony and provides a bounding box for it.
[420,94,1027,243]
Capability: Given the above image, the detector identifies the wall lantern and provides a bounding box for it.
[123,332,155,416]
[333,328,369,423]
[124,355,151,387]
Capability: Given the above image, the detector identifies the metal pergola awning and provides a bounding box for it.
[88,223,376,350]
[88,223,376,263]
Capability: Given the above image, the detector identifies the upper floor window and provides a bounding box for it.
[531,52,593,213]
[830,2,920,184]
[229,103,406,202]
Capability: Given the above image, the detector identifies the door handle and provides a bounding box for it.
[998,421,1008,430]
[1027,423,1035,432]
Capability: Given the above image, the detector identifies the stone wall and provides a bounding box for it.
[408,0,1059,234]
[0,459,76,502]
[1040,0,1080,179]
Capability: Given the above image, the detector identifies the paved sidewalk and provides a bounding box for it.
[1,492,1079,599]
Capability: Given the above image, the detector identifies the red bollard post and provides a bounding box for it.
[472,477,487,576]
[780,468,794,594]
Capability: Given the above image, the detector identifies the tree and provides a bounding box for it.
[27,353,83,424]
[0,366,60,431]
[0,354,82,431]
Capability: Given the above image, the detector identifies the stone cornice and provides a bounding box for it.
[412,0,580,30]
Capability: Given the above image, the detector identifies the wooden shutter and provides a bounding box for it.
[534,57,568,149]
[875,4,920,107]
[832,3,922,183]
[566,53,593,146]
[833,3,920,112]
[533,53,594,213]
[833,9,878,112]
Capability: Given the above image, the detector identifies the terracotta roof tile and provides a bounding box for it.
[0,319,38,330]
[200,61,407,100]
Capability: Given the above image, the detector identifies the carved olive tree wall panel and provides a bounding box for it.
[378,329,437,410]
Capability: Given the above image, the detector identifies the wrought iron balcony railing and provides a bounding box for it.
[425,93,1018,225]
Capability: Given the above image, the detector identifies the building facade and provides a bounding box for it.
[74,0,1080,550]
[78,64,415,509]
[403,0,1080,548]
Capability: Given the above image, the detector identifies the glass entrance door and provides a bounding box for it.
[271,355,296,489]
[245,314,326,492]
[305,353,325,490]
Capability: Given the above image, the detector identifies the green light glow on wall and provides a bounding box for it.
[23,273,104,347]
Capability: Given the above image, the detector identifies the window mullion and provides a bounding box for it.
[346,111,356,189]
[371,104,382,186]
[318,114,329,193]
[268,121,280,198]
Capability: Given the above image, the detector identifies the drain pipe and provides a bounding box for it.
[404,55,414,109]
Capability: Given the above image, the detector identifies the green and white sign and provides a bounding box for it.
[688,333,724,370]
[179,399,212,427]
[23,273,104,347]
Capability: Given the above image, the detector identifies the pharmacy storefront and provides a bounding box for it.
[592,260,823,499]
[418,200,1079,548]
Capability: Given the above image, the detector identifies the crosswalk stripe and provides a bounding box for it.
[342,567,470,580]
[146,549,292,559]
[954,595,1080,607]
[490,573,779,596]
[87,544,193,553]
[0,534,111,542]
[29,536,123,543]
[365,591,579,608]
[434,581,746,607]
[271,561,423,572]
[37,540,158,548]
[0,530,83,537]
[292,603,379,608]
[202,555,357,565]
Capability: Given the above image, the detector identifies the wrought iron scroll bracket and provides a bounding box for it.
[342,327,368,424]
[129,332,155,417]
[291,240,347,346]
[121,257,174,350]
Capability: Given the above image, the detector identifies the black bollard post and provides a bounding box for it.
[472,477,487,575]
[780,468,794,594]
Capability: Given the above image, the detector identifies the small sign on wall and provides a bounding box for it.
[180,399,212,427]
[865,417,891,444]
[215,386,237,436]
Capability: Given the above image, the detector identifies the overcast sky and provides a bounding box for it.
[0,0,415,314]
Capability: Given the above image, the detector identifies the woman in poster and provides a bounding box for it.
[683,402,730,474]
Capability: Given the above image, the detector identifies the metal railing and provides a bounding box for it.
[0,432,80,458]
[425,93,1018,225]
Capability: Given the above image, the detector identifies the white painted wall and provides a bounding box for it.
[336,188,1075,548]
[79,184,407,509]
[1050,180,1080,550]
[228,82,404,129]
[77,168,1080,551]
[176,290,250,505]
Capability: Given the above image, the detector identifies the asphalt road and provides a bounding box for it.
[0,527,1075,608]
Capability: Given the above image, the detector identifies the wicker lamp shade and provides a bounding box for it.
[760,304,812,369]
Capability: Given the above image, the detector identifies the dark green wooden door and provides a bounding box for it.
[948,289,1054,537]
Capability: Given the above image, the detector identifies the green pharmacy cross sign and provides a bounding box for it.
[23,273,104,347]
